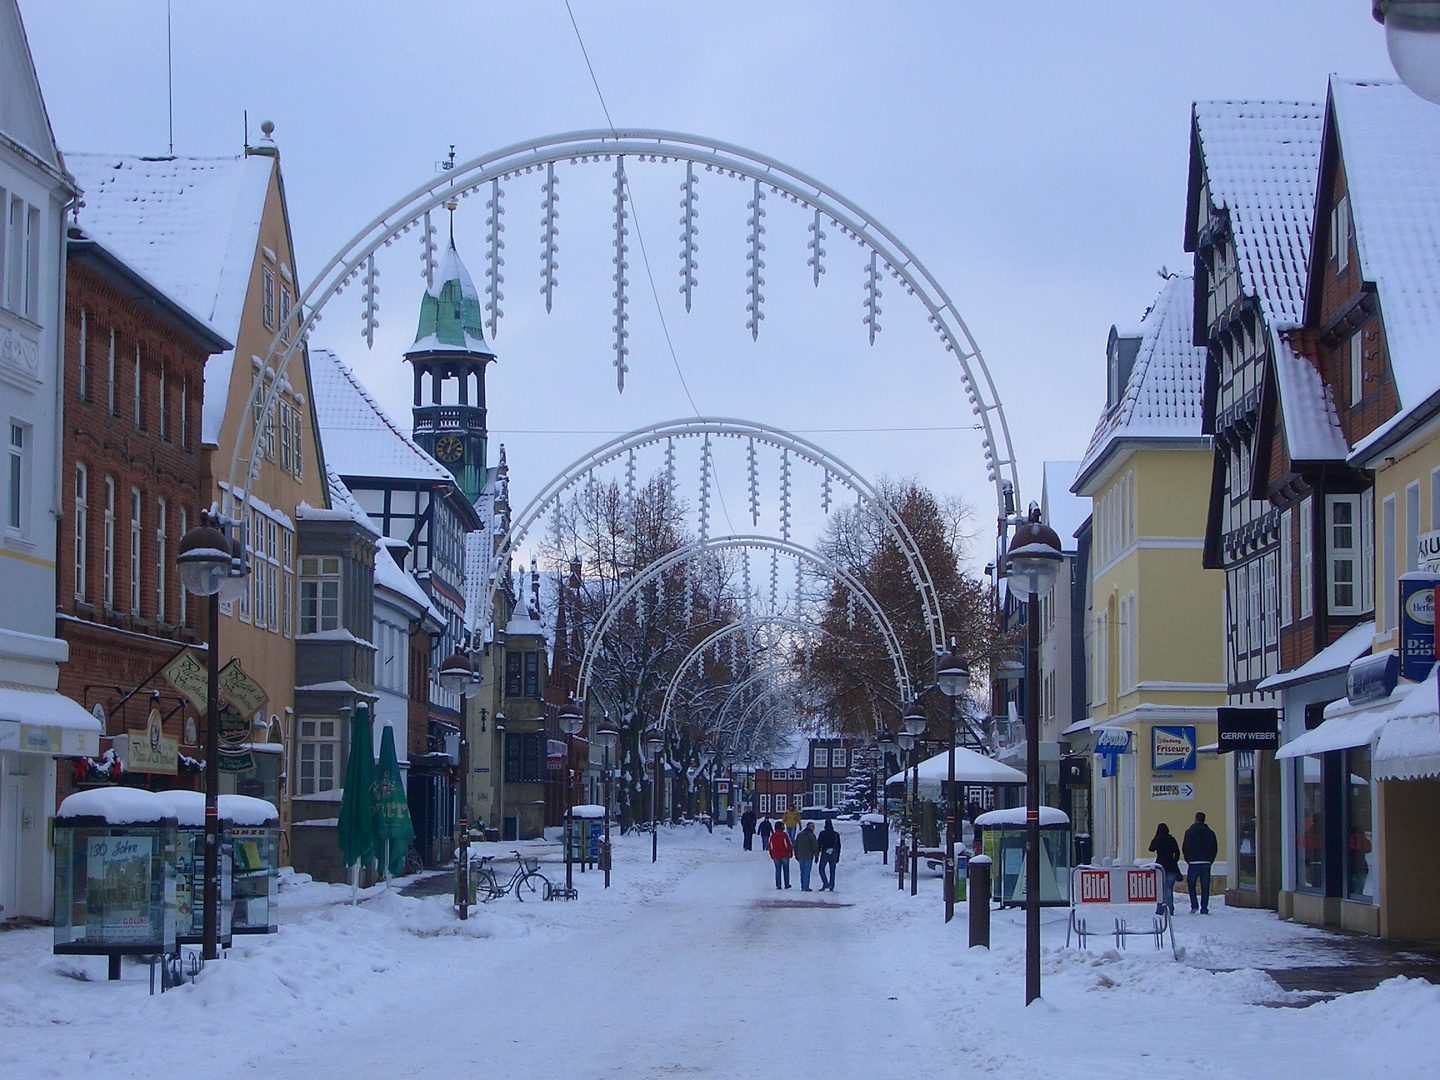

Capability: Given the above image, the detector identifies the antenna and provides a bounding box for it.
[166,1,174,156]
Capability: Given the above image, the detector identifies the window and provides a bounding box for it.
[1346,748,1374,902]
[73,465,87,601]
[77,310,88,400]
[1407,482,1421,574]
[1332,193,1351,274]
[155,498,167,623]
[262,265,276,329]
[1350,333,1364,406]
[249,512,263,628]
[103,478,115,608]
[504,733,544,783]
[505,652,522,697]
[292,404,303,480]
[832,748,846,770]
[280,286,292,343]
[1328,495,1360,615]
[133,346,142,430]
[1383,495,1397,631]
[107,328,116,415]
[181,376,189,450]
[1280,509,1293,628]
[299,555,340,633]
[6,421,23,532]
[4,195,23,313]
[1234,564,1249,655]
[1093,611,1108,705]
[158,364,167,441]
[813,747,829,769]
[523,651,540,698]
[283,529,293,638]
[24,205,37,318]
[1262,553,1278,648]
[1361,489,1375,614]
[279,403,292,471]
[296,718,338,795]
[1119,595,1132,693]
[758,794,770,814]
[812,784,829,808]
[179,507,188,627]
[1299,497,1314,620]
[129,488,143,615]
[1296,752,1325,894]
[772,794,787,813]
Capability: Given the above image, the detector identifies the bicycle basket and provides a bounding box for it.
[521,858,540,874]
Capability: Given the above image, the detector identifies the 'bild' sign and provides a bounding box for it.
[1078,868,1111,903]
[1127,869,1158,902]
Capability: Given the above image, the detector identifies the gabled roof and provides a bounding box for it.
[308,348,454,485]
[65,153,275,443]
[1270,333,1348,462]
[1040,461,1086,551]
[406,240,495,359]
[1073,274,1208,494]
[1188,101,1324,331]
[374,538,446,628]
[1317,79,1440,458]
[0,0,64,174]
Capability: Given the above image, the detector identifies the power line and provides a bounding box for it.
[492,425,985,435]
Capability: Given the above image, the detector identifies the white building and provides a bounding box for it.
[0,1,101,922]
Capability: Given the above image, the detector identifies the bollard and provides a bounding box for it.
[968,855,992,949]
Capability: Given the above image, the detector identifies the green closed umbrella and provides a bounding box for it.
[336,702,377,901]
[372,724,415,879]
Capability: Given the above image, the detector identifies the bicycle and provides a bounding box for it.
[471,850,552,902]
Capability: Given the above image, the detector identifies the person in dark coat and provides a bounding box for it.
[1182,811,1219,914]
[817,818,842,891]
[794,822,819,891]
[1148,823,1182,915]
[741,807,757,851]
[757,816,773,851]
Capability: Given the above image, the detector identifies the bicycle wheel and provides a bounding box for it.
[517,870,549,901]
[476,869,503,902]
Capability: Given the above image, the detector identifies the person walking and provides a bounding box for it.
[1148,822,1181,916]
[817,818,842,891]
[794,822,819,891]
[757,815,773,851]
[741,806,757,851]
[1182,811,1219,914]
[768,822,793,889]
[782,803,802,840]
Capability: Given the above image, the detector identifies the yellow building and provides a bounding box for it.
[68,128,329,852]
[1072,274,1230,886]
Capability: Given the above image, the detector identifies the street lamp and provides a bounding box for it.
[644,726,665,863]
[1005,503,1063,1006]
[902,697,926,896]
[697,742,716,826]
[558,699,585,892]
[176,510,247,963]
[935,645,972,924]
[593,713,619,887]
[438,642,484,699]
[1375,1,1440,103]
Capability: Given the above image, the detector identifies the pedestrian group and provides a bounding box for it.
[751,810,842,892]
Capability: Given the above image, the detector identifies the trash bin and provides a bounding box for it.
[1073,832,1093,868]
[860,813,889,853]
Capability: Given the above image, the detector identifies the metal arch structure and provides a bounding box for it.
[484,416,946,655]
[657,615,852,737]
[226,129,1019,585]
[708,663,801,740]
[572,535,913,702]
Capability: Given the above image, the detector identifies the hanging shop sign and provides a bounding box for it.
[163,651,210,713]
[1419,529,1440,573]
[125,708,178,775]
[1094,728,1131,778]
[1398,573,1440,681]
[217,659,268,717]
[1348,651,1400,705]
[1151,726,1196,772]
[1216,707,1279,752]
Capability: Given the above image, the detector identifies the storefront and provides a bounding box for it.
[0,682,103,922]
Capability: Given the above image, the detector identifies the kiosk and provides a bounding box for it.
[974,806,1072,907]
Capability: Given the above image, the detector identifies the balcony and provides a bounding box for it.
[413,406,486,434]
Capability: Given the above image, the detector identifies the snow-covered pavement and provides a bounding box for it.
[4,820,1440,1079]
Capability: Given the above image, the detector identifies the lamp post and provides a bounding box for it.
[438,642,483,918]
[644,727,664,862]
[593,713,619,887]
[697,743,716,828]
[1005,503,1063,1006]
[558,700,585,892]
[936,645,972,924]
[1375,1,1440,103]
[902,697,927,897]
[878,731,897,866]
[494,718,506,840]
[176,509,248,963]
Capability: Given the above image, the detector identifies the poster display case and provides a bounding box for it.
[223,795,280,934]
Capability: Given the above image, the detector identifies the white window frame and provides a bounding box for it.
[155,498,167,624]
[129,487,142,616]
[812,784,829,808]
[1299,498,1314,620]
[758,793,770,814]
[1383,494,1397,631]
[133,345,142,430]
[6,420,26,535]
[103,477,115,609]
[1235,564,1249,655]
[262,264,276,330]
[832,748,846,770]
[1262,552,1278,648]
[77,310,88,400]
[300,555,341,634]
[1334,194,1351,274]
[283,528,294,638]
[1280,509,1293,628]
[296,717,340,796]
[73,464,87,601]
[1350,332,1364,406]
[107,328,116,415]
[813,747,829,769]
[1327,494,1361,616]
[179,506,188,627]
[1361,488,1375,614]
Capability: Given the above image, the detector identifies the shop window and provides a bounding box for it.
[1346,748,1374,902]
[296,718,338,795]
[1296,757,1325,893]
[299,556,341,633]
[1235,751,1257,892]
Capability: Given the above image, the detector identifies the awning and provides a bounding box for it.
[887,746,1026,787]
[1275,710,1392,759]
[1375,717,1440,780]
[1061,718,1092,737]
[0,682,103,757]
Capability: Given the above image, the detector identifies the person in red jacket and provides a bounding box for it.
[769,823,793,889]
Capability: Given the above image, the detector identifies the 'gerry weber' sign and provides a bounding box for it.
[1151,726,1196,772]
[1217,707,1279,752]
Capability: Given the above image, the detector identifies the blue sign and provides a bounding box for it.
[1094,728,1131,779]
[1348,651,1400,705]
[1399,573,1439,683]
[1152,726,1197,772]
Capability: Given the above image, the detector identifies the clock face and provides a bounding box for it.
[434,436,465,464]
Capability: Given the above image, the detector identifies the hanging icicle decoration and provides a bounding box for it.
[742,551,752,621]
[795,560,803,614]
[611,156,631,391]
[821,470,833,514]
[484,179,506,338]
[625,448,637,505]
[361,254,379,348]
[847,589,856,630]
[665,438,677,505]
[540,161,559,313]
[747,438,760,526]
[679,161,699,312]
[863,250,883,345]
[421,211,437,289]
[807,208,827,287]
[769,549,779,613]
[684,560,694,625]
[779,449,792,542]
[698,434,713,545]
[745,178,766,340]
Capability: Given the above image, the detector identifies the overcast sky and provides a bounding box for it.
[20,2,1392,565]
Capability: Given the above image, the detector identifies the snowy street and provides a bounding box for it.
[4,820,1439,1079]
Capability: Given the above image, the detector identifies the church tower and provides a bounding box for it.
[406,238,496,504]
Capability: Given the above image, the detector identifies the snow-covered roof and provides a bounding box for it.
[406,241,495,359]
[1193,100,1324,332]
[973,806,1070,827]
[1273,333,1348,461]
[504,608,546,638]
[1256,620,1374,692]
[375,543,445,627]
[1326,79,1440,453]
[1074,274,1207,492]
[65,153,275,445]
[1040,461,1086,550]
[308,348,454,484]
[0,0,65,174]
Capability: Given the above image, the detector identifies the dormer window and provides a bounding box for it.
[1331,194,1351,274]
[1106,329,1142,410]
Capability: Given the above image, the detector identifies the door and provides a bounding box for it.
[0,760,21,919]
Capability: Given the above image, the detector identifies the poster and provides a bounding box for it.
[85,836,155,945]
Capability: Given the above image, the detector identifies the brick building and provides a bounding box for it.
[56,229,229,788]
